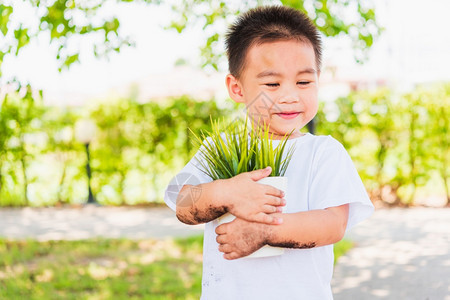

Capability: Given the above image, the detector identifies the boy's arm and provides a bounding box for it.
[176,166,286,225]
[215,204,349,260]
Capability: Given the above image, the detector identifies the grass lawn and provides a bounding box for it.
[0,236,353,299]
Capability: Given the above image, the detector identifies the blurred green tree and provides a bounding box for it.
[353,89,398,203]
[415,84,449,206]
[140,96,236,202]
[42,107,83,204]
[430,84,450,205]
[317,85,450,206]
[90,98,137,204]
[0,83,44,205]
[0,97,12,199]
[0,0,381,75]
[316,93,362,151]
[400,91,429,204]
[88,96,236,204]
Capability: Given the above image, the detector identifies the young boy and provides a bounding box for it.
[164,5,373,299]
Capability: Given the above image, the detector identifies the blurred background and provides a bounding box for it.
[1,1,449,299]
[0,0,449,208]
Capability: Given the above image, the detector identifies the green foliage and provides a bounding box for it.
[90,99,135,205]
[168,0,382,70]
[253,122,295,177]
[0,237,203,299]
[0,235,352,299]
[0,83,448,207]
[0,0,135,74]
[424,84,450,204]
[0,93,236,206]
[281,0,380,61]
[87,96,235,205]
[0,82,45,206]
[0,0,381,76]
[191,117,295,180]
[316,83,450,205]
[41,108,84,204]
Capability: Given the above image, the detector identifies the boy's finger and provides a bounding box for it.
[257,212,275,224]
[263,185,285,198]
[248,166,272,181]
[272,217,283,225]
[224,252,239,260]
[262,204,281,214]
[215,224,227,235]
[258,212,283,225]
[265,195,286,206]
[218,244,232,253]
[216,234,226,244]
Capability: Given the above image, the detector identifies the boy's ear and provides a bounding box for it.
[225,74,245,103]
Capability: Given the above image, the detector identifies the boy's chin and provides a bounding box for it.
[269,127,302,139]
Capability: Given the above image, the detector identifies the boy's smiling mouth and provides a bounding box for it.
[275,111,301,120]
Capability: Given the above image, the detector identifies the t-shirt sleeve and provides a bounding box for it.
[308,136,374,232]
[163,144,213,211]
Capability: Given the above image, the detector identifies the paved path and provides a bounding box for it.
[0,206,449,299]
[0,205,204,241]
[332,207,450,300]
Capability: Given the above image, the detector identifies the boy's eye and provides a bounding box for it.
[297,81,310,85]
[265,83,279,87]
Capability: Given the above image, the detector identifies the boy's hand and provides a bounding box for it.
[220,166,285,225]
[215,217,268,260]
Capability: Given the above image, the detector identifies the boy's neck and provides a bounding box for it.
[249,131,305,140]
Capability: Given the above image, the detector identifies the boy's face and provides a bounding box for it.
[226,40,319,139]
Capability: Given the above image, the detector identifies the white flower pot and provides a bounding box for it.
[217,176,288,258]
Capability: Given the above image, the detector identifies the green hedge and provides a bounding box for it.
[0,83,448,206]
[0,89,236,206]
[315,83,449,205]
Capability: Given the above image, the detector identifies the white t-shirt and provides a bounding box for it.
[164,133,374,300]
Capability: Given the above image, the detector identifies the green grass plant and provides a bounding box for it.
[0,236,352,299]
[190,117,296,180]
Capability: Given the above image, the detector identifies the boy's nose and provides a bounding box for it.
[277,85,301,104]
[278,94,300,104]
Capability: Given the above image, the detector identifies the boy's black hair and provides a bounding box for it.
[225,5,322,78]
